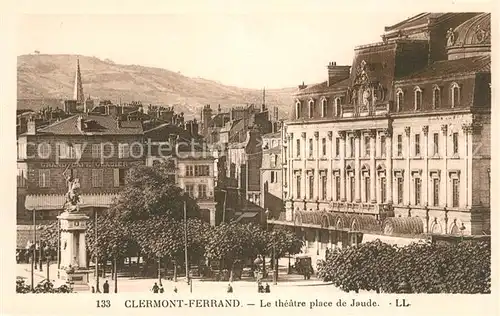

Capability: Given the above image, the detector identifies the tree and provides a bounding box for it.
[109,163,200,222]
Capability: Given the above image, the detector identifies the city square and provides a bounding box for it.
[15,11,491,295]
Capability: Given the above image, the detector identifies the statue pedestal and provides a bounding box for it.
[57,211,90,290]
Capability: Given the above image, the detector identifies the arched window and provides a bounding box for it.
[414,86,422,111]
[321,98,327,117]
[295,100,301,119]
[335,97,342,116]
[451,82,461,108]
[432,85,441,109]
[396,88,404,112]
[308,99,314,118]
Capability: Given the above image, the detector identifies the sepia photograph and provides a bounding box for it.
[1,2,496,315]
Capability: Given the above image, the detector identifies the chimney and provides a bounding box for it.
[298,81,307,90]
[327,61,351,87]
[26,119,36,135]
[77,116,84,132]
[218,104,221,113]
[273,106,279,121]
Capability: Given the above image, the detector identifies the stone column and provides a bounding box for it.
[423,125,429,206]
[301,132,307,200]
[463,125,469,208]
[441,124,448,207]
[385,128,393,203]
[405,126,411,205]
[328,131,333,200]
[369,130,376,203]
[339,131,346,201]
[468,124,481,207]
[315,229,320,254]
[315,131,320,200]
[354,131,361,202]
[79,232,87,268]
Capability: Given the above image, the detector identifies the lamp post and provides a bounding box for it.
[183,194,191,292]
[265,209,277,285]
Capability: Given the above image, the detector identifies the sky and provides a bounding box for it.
[16,11,423,89]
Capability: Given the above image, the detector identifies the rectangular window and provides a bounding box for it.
[433,133,439,156]
[198,184,207,199]
[118,144,130,158]
[453,133,459,155]
[186,166,194,176]
[350,137,355,158]
[365,177,371,202]
[194,165,210,176]
[270,171,275,183]
[39,143,51,159]
[414,178,421,205]
[322,138,326,157]
[350,177,355,202]
[335,138,340,157]
[380,136,386,157]
[321,175,327,200]
[452,178,460,207]
[335,176,341,201]
[415,134,421,156]
[17,169,27,188]
[38,169,50,187]
[91,169,103,188]
[397,135,403,156]
[296,176,301,199]
[296,139,300,157]
[433,178,440,206]
[308,175,314,199]
[67,144,81,159]
[364,136,370,157]
[57,143,67,159]
[380,177,386,203]
[308,139,313,158]
[397,177,404,204]
[186,184,195,198]
[92,144,101,159]
[284,168,288,186]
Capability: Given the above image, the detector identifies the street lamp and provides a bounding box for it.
[265,209,277,285]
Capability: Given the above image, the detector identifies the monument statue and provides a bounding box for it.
[64,173,83,212]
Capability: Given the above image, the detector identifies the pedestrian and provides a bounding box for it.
[265,283,270,293]
[91,286,95,293]
[103,280,110,293]
[227,284,233,293]
[173,286,178,293]
[258,282,264,293]
[152,282,159,293]
[159,286,164,293]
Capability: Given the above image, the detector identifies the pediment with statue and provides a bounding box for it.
[348,60,387,115]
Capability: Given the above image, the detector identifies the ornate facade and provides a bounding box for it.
[274,13,490,256]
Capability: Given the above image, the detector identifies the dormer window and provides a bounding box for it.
[295,100,301,119]
[335,97,342,116]
[414,86,422,111]
[321,98,327,117]
[396,88,404,112]
[432,85,441,109]
[451,82,461,108]
[308,99,314,118]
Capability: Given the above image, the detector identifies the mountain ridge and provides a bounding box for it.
[17,54,296,118]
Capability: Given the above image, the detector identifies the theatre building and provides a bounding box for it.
[270,13,491,260]
[17,114,144,222]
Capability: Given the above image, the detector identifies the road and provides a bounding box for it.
[16,263,344,294]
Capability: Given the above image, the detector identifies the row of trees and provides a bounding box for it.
[40,163,304,282]
[317,240,491,294]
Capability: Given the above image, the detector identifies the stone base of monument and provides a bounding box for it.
[58,268,91,292]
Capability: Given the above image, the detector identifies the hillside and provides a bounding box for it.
[17,54,296,119]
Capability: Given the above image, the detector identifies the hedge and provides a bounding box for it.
[317,240,490,294]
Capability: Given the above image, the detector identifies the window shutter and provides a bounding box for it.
[113,168,120,187]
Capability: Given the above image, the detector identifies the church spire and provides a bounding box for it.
[73,58,84,104]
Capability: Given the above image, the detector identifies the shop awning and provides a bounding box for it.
[25,193,119,210]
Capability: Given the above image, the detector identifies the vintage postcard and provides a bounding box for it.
[0,0,497,315]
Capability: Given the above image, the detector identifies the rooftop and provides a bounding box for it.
[32,114,144,136]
